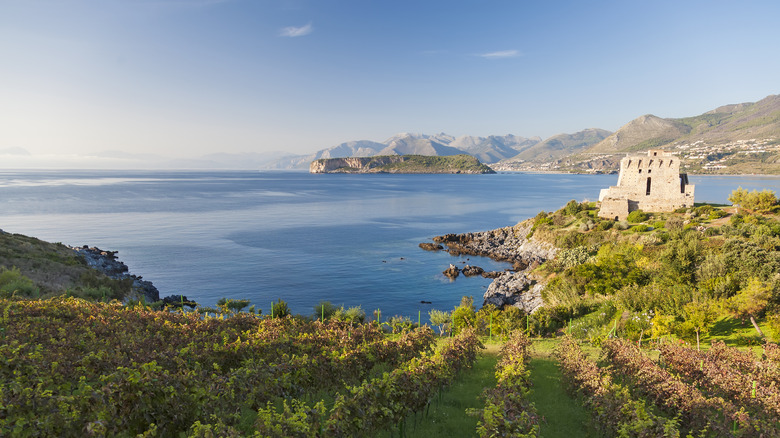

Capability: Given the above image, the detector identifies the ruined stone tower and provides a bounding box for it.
[598,150,695,220]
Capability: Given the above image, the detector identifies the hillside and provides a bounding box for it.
[554,94,780,174]
[269,94,780,175]
[0,230,156,302]
[310,154,496,174]
[497,128,611,166]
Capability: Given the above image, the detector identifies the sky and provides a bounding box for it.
[1,0,779,167]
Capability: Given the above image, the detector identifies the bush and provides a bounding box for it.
[665,215,684,231]
[555,246,591,270]
[314,301,338,320]
[708,209,727,220]
[0,266,38,298]
[626,210,649,223]
[596,220,613,231]
[631,224,650,233]
[563,200,581,216]
[270,299,290,318]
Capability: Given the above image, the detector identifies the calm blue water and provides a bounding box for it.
[1,170,778,319]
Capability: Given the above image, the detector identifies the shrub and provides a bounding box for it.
[626,210,649,223]
[314,301,338,320]
[708,209,727,220]
[631,224,650,233]
[597,220,613,231]
[0,266,38,298]
[563,199,581,216]
[270,299,290,318]
[555,246,591,270]
[665,215,684,231]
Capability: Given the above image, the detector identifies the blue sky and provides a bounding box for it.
[1,0,779,163]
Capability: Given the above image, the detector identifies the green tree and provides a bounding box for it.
[660,231,703,285]
[729,187,778,211]
[724,278,771,337]
[678,300,717,351]
[451,296,476,334]
[428,309,452,336]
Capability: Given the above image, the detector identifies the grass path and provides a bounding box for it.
[402,342,500,437]
[527,339,596,438]
[401,338,596,438]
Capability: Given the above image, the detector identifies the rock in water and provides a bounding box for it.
[461,265,484,277]
[443,264,460,279]
[418,242,444,251]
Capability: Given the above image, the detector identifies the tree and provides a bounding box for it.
[678,300,717,351]
[451,296,476,335]
[724,278,771,337]
[428,309,452,336]
[729,187,778,212]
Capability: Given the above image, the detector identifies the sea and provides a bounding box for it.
[1,170,778,320]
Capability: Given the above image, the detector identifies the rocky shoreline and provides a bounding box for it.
[70,245,160,303]
[420,220,557,313]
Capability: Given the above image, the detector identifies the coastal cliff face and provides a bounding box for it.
[71,246,160,303]
[310,156,405,173]
[425,220,557,314]
[310,154,497,174]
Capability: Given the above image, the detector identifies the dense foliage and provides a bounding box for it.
[557,335,780,437]
[533,193,780,343]
[0,297,448,436]
[476,330,539,437]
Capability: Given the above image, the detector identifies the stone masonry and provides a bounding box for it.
[598,150,695,220]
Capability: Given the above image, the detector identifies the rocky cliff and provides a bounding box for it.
[71,245,160,303]
[423,220,557,314]
[310,154,496,174]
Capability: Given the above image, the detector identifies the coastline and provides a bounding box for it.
[420,220,557,314]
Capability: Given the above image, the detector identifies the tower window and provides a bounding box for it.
[646,177,652,195]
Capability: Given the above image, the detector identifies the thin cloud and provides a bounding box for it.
[479,50,521,59]
[279,23,313,38]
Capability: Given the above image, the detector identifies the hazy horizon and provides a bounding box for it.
[2,0,780,169]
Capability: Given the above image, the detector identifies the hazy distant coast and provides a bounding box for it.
[310,154,496,174]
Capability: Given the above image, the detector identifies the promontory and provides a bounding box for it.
[309,154,496,174]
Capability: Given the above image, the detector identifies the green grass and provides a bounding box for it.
[528,339,597,438]
[400,338,598,438]
[400,342,500,438]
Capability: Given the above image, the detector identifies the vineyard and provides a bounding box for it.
[3,296,780,437]
[557,336,780,437]
[0,297,492,437]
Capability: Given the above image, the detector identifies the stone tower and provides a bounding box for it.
[598,150,694,220]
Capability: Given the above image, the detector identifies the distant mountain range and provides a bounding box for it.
[267,94,780,175]
[3,95,777,173]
